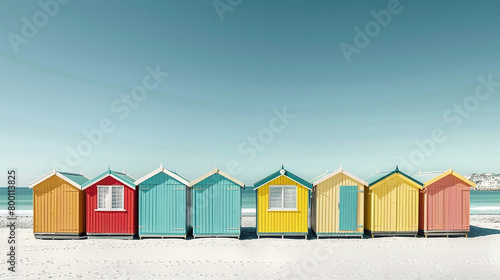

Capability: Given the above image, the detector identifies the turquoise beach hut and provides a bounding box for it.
[135,164,191,238]
[190,167,244,238]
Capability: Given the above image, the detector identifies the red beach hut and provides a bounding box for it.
[414,168,476,237]
[81,168,137,238]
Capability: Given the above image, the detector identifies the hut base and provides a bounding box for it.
[314,232,364,239]
[257,232,308,239]
[365,229,418,238]
[419,230,469,238]
[34,233,85,240]
[192,234,240,239]
[87,233,136,239]
[139,234,187,239]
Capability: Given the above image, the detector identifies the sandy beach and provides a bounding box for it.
[1,216,499,279]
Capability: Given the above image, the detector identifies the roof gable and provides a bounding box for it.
[29,169,89,190]
[189,168,244,188]
[312,167,368,187]
[135,164,190,186]
[366,167,423,189]
[254,167,312,190]
[81,168,136,190]
[414,169,476,188]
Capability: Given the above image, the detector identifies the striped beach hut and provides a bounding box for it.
[81,168,137,238]
[414,168,476,237]
[135,164,190,238]
[254,166,312,238]
[311,167,367,238]
[190,167,244,238]
[29,169,89,239]
[364,167,423,237]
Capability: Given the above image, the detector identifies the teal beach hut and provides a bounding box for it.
[190,167,244,238]
[135,164,191,238]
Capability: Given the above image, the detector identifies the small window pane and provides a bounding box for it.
[98,187,109,209]
[112,186,123,209]
[269,186,283,209]
[283,186,297,208]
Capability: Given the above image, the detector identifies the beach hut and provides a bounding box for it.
[190,167,244,238]
[135,164,190,238]
[364,167,423,237]
[254,166,312,238]
[29,169,89,239]
[81,168,137,238]
[311,167,367,238]
[414,168,475,237]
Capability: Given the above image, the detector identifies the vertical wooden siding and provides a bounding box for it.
[33,175,84,234]
[138,173,187,236]
[192,174,241,236]
[257,175,309,234]
[313,173,364,234]
[86,176,137,234]
[423,174,470,231]
[366,174,419,233]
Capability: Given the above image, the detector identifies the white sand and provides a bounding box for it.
[1,216,499,279]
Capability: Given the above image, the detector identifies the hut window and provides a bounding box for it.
[269,185,297,210]
[97,185,124,210]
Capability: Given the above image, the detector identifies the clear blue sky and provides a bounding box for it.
[1,0,499,187]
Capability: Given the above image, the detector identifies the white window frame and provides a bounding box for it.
[268,185,298,211]
[96,185,125,211]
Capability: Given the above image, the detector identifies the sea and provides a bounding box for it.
[1,188,499,216]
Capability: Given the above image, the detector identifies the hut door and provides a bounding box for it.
[192,187,208,235]
[58,189,79,233]
[46,189,56,233]
[51,189,59,233]
[461,189,470,230]
[339,186,358,231]
[138,186,151,235]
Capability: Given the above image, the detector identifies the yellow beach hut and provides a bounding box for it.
[311,167,367,238]
[254,166,312,239]
[364,167,423,237]
[29,169,89,239]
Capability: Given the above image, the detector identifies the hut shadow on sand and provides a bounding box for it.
[240,227,258,240]
[468,225,500,238]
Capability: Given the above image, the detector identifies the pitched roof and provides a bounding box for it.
[135,164,190,186]
[29,169,89,190]
[189,167,244,188]
[81,168,136,190]
[312,167,368,187]
[254,166,312,190]
[365,166,423,189]
[413,168,476,188]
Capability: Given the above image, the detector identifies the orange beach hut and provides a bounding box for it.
[29,169,89,239]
